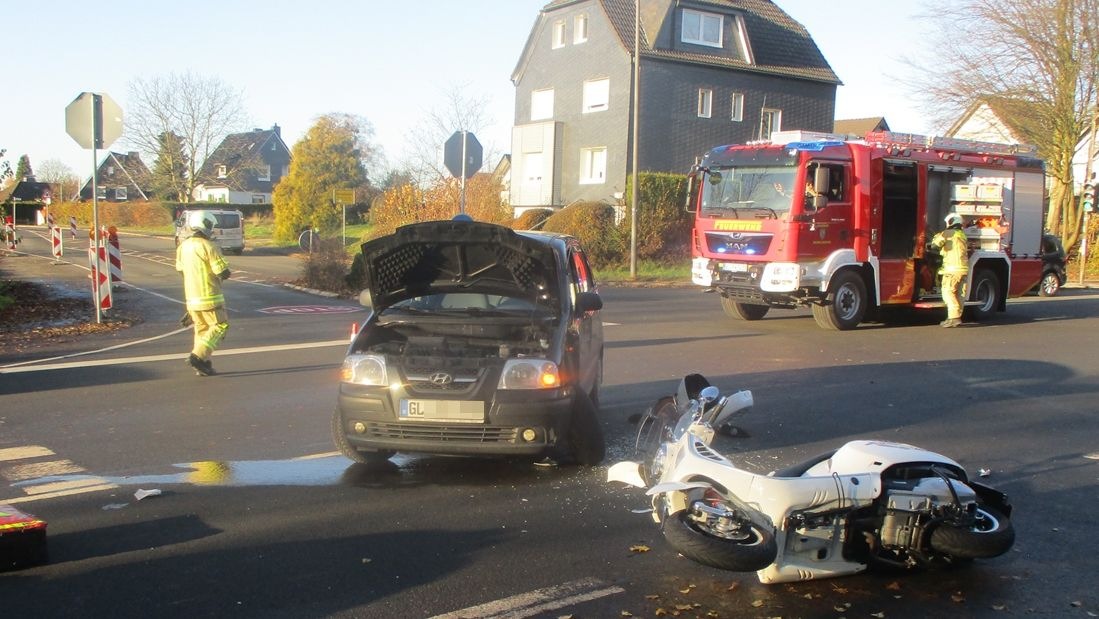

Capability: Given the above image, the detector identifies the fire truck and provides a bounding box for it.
[688,130,1046,330]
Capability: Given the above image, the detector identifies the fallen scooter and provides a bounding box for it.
[608,374,1015,584]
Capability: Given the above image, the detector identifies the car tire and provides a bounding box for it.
[1038,271,1060,297]
[566,390,605,466]
[331,409,393,464]
[964,269,1001,321]
[812,270,867,330]
[720,296,769,321]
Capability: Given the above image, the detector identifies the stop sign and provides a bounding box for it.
[65,92,123,150]
[443,131,483,179]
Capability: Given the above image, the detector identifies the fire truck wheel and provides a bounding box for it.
[720,297,769,321]
[965,269,1001,321]
[812,270,867,331]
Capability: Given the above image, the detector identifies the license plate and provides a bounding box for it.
[720,262,749,273]
[399,399,485,423]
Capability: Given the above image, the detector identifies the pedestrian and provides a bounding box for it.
[930,213,969,328]
[175,211,231,376]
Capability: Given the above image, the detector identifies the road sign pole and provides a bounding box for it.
[91,94,102,324]
[460,131,468,215]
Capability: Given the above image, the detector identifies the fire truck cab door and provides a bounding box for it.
[797,162,852,258]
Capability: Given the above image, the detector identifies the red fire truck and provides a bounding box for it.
[688,130,1046,330]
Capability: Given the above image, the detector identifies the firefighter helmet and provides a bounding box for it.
[944,213,964,228]
[187,210,216,234]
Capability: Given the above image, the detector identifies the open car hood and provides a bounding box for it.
[359,220,559,311]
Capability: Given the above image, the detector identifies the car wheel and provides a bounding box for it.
[720,296,769,321]
[812,270,867,330]
[566,390,605,466]
[1038,271,1060,297]
[331,409,393,464]
[964,269,1001,321]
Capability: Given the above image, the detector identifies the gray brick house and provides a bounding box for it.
[509,0,839,210]
[192,125,291,205]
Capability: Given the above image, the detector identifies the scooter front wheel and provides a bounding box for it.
[662,503,778,572]
[634,396,677,484]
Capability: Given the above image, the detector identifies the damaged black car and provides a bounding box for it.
[334,219,606,465]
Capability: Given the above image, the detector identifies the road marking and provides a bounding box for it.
[429,577,625,619]
[0,339,349,374]
[0,445,118,505]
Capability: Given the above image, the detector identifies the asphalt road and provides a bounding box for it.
[1,226,1098,618]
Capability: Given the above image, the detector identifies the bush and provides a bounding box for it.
[43,200,175,230]
[301,237,352,294]
[541,201,624,268]
[511,208,554,231]
[624,172,692,262]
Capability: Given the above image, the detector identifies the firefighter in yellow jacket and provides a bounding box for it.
[176,211,230,376]
[930,213,969,328]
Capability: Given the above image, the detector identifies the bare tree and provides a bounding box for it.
[912,0,1099,249]
[125,72,249,202]
[400,83,500,187]
[36,158,81,202]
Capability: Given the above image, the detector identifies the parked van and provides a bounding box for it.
[174,209,245,255]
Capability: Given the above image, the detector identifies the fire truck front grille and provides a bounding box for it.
[705,232,773,255]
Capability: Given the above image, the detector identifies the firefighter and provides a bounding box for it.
[176,211,230,376]
[930,213,969,328]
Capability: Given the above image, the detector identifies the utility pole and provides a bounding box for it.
[1078,106,1098,285]
[629,0,640,278]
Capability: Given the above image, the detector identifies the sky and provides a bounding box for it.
[1,0,934,184]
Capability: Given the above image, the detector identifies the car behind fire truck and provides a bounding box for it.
[688,131,1046,330]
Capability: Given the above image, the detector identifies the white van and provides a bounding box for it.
[175,209,245,255]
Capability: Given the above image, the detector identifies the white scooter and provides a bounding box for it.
[608,374,1015,584]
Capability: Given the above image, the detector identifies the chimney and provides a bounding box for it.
[272,124,281,137]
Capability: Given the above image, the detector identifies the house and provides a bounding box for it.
[833,117,890,138]
[947,98,1098,194]
[78,152,153,202]
[192,124,291,205]
[508,0,840,210]
[3,177,54,224]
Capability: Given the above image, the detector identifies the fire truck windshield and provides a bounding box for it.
[700,166,798,218]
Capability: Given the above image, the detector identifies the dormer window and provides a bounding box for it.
[681,9,722,48]
[217,165,227,179]
[257,165,271,182]
[552,20,566,48]
[574,14,588,44]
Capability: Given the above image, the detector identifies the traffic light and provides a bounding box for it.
[1084,182,1096,212]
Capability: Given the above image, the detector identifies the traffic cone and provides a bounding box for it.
[349,322,359,343]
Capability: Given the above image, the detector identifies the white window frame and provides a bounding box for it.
[531,88,555,121]
[582,78,610,113]
[697,88,713,118]
[681,9,722,48]
[217,164,227,179]
[252,194,266,204]
[574,14,588,44]
[552,20,566,48]
[760,108,782,140]
[257,165,271,182]
[114,187,127,200]
[579,147,607,185]
[730,93,744,122]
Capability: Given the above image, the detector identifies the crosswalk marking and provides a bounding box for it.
[0,445,117,505]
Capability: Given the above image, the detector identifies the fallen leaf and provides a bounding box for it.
[885,581,901,591]
[629,545,651,553]
[951,593,966,603]
[832,586,849,594]
[992,604,1006,611]
[620,612,633,617]
[804,593,814,599]
[675,604,694,611]
[645,594,661,600]
[706,612,718,618]
[1071,601,1083,607]
[751,600,764,608]
[654,609,667,617]
[871,613,885,619]
[726,582,739,592]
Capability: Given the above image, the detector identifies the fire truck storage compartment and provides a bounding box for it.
[881,161,918,258]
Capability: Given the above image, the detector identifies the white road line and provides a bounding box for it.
[0,483,118,505]
[0,446,55,461]
[429,577,625,619]
[0,339,349,374]
[2,460,86,481]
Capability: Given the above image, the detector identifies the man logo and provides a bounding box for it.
[429,372,453,386]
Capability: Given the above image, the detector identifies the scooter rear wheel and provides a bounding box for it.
[662,504,778,572]
[929,506,1015,559]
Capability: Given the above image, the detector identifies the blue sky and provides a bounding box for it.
[2,0,932,183]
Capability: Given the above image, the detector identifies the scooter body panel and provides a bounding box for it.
[807,440,962,477]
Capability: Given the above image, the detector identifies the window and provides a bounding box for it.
[681,9,722,47]
[257,165,271,182]
[760,108,782,140]
[114,187,127,201]
[730,93,744,122]
[531,88,554,121]
[579,147,607,184]
[252,194,266,204]
[582,78,609,113]
[217,164,227,179]
[574,14,588,44]
[697,89,712,118]
[96,187,106,199]
[552,20,565,48]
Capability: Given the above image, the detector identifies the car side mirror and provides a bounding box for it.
[576,291,603,313]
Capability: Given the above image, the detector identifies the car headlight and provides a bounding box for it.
[341,354,388,386]
[498,358,560,390]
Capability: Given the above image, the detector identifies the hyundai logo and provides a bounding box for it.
[429,372,453,385]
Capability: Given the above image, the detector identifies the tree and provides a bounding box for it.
[0,149,11,184]
[150,132,190,202]
[401,83,500,187]
[914,0,1099,250]
[125,72,248,203]
[272,113,376,242]
[14,155,33,182]
[36,159,81,202]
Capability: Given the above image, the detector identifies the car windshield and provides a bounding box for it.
[700,166,798,218]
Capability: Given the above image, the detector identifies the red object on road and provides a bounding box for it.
[0,505,48,571]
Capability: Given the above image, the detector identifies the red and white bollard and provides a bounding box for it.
[106,227,122,284]
[89,241,112,311]
[50,226,63,261]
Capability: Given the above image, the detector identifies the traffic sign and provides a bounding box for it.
[333,188,355,204]
[65,92,123,150]
[444,131,483,179]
